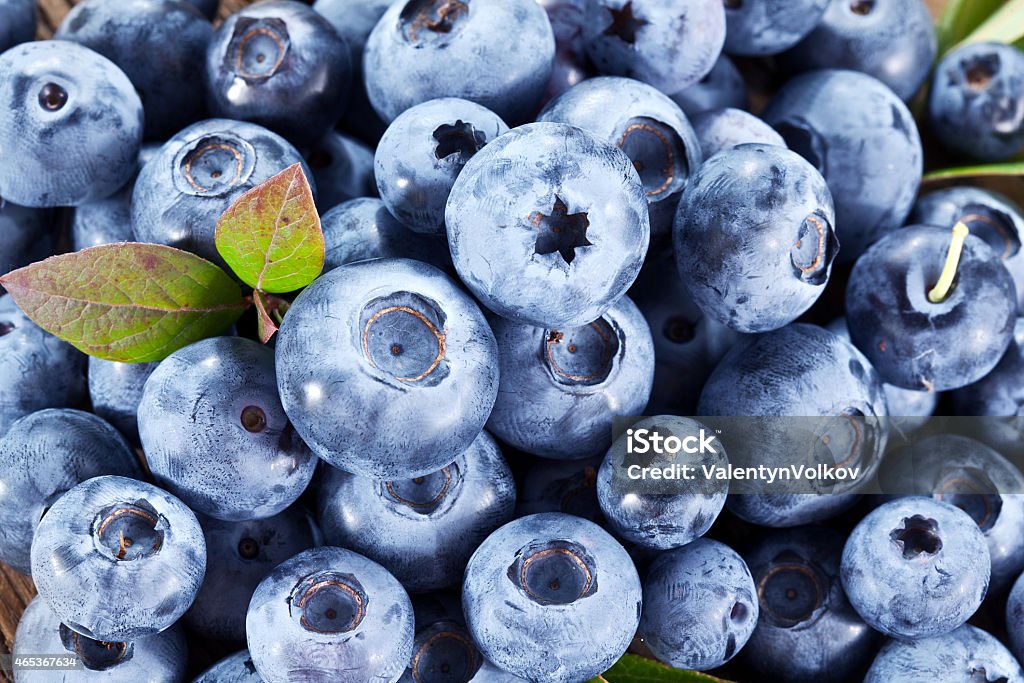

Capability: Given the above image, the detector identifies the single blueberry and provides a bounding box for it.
[0,203,58,279]
[321,197,453,272]
[184,506,320,642]
[376,98,508,234]
[0,409,142,575]
[31,475,206,641]
[517,456,605,524]
[305,131,376,213]
[841,497,990,639]
[675,143,837,333]
[639,538,758,670]
[487,295,654,459]
[205,0,353,147]
[447,122,649,328]
[581,0,725,94]
[742,526,879,682]
[0,0,35,53]
[0,296,87,436]
[929,41,1024,161]
[670,54,748,115]
[88,357,159,444]
[55,0,213,140]
[14,596,187,683]
[462,513,641,682]
[246,546,414,682]
[1009,572,1024,664]
[597,416,728,549]
[318,430,515,593]
[690,107,786,160]
[71,143,160,251]
[364,0,555,125]
[846,224,1017,391]
[762,69,923,261]
[132,119,312,269]
[865,624,1023,681]
[952,318,1024,417]
[538,77,702,244]
[723,0,829,57]
[0,41,143,207]
[538,0,593,104]
[139,336,317,521]
[781,0,937,101]
[192,650,264,683]
[276,258,499,479]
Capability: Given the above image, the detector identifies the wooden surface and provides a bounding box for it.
[34,0,254,35]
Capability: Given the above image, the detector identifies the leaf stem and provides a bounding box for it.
[927,221,970,303]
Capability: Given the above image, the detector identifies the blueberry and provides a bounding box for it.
[321,197,453,272]
[1009,573,1024,663]
[305,131,376,213]
[698,324,888,527]
[205,1,352,147]
[71,143,159,251]
[184,506,319,642]
[675,143,837,333]
[487,295,654,459]
[88,357,159,443]
[185,0,218,19]
[629,255,744,416]
[517,456,605,524]
[0,0,35,53]
[929,42,1024,161]
[376,98,509,235]
[639,538,758,670]
[538,77,702,243]
[318,430,515,593]
[841,497,989,639]
[0,409,141,575]
[31,475,206,641]
[538,0,593,104]
[780,0,937,101]
[669,54,748,115]
[0,40,143,207]
[56,0,213,141]
[463,512,641,682]
[132,119,311,268]
[952,319,1024,417]
[276,258,499,479]
[828,318,936,427]
[246,546,414,682]
[723,0,829,57]
[690,107,786,160]
[14,596,187,683]
[878,434,1024,594]
[581,0,725,94]
[742,526,878,682]
[138,336,316,521]
[446,122,649,328]
[912,187,1024,315]
[846,224,1017,391]
[0,202,58,278]
[193,650,264,683]
[0,296,87,436]
[364,0,555,125]
[597,416,728,549]
[762,69,922,261]
[865,624,1023,681]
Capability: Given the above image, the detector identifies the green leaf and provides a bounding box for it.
[215,163,324,294]
[588,655,732,683]
[923,160,1024,183]
[0,243,247,363]
[948,0,1024,52]
[936,0,1007,55]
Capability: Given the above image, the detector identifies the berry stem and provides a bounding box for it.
[927,221,970,304]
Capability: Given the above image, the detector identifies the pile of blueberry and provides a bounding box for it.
[1,0,1024,681]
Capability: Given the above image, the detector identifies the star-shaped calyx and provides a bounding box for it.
[604,1,648,44]
[531,196,592,265]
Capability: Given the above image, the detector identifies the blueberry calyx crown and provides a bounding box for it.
[237,536,261,560]
[662,316,697,344]
[59,624,132,672]
[384,463,460,515]
[410,621,482,683]
[38,83,68,112]
[791,211,837,285]
[0,320,15,337]
[433,120,486,164]
[290,571,368,635]
[603,2,647,45]
[359,292,449,384]
[618,117,688,201]
[507,540,598,606]
[963,53,998,93]
[543,318,620,387]
[228,17,290,81]
[401,0,470,45]
[241,405,267,433]
[957,210,1021,260]
[889,515,943,559]
[849,1,876,16]
[175,134,257,197]
[756,550,828,628]
[935,467,1003,533]
[93,501,165,561]
[531,196,592,265]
